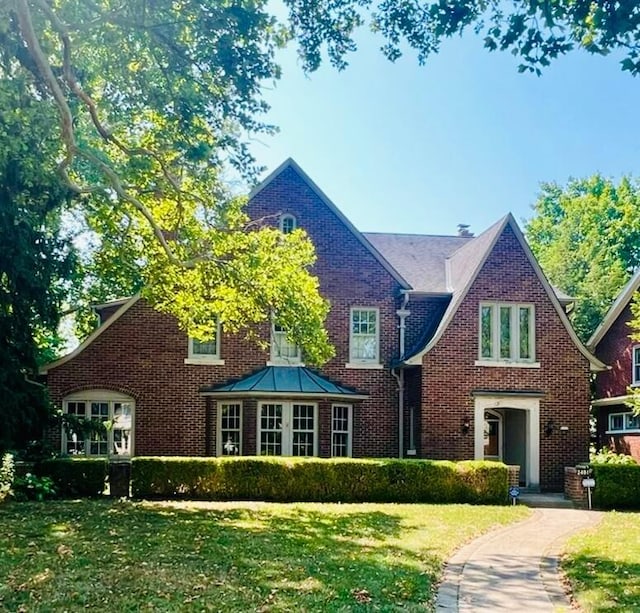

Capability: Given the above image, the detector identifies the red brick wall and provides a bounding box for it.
[419,225,591,491]
[47,165,405,459]
[594,303,636,398]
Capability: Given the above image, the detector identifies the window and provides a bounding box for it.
[608,411,640,433]
[186,318,224,364]
[349,308,379,364]
[258,402,317,456]
[62,392,134,457]
[270,321,301,364]
[479,303,535,364]
[279,214,297,234]
[218,403,242,455]
[331,404,352,457]
[633,345,640,385]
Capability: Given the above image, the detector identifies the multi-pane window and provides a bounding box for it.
[188,319,221,360]
[271,322,301,364]
[258,402,317,456]
[633,346,640,385]
[280,214,297,234]
[219,403,242,455]
[62,394,134,457]
[350,308,379,363]
[608,412,640,432]
[331,404,352,457]
[479,303,535,363]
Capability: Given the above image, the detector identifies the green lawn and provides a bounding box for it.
[562,511,640,612]
[0,499,529,611]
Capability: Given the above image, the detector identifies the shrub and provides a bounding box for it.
[592,463,640,509]
[38,457,108,498]
[131,456,508,504]
[0,453,14,503]
[12,473,57,501]
[590,447,638,465]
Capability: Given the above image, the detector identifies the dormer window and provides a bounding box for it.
[280,214,297,234]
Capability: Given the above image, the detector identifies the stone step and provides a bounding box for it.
[518,493,576,509]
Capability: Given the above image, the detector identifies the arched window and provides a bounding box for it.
[62,390,134,457]
[279,214,297,234]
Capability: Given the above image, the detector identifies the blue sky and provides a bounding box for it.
[249,27,640,237]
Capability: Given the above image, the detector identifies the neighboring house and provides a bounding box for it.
[588,270,640,461]
[43,159,605,491]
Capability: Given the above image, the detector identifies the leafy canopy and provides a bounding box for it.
[526,175,640,343]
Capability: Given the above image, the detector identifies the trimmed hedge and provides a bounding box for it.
[131,456,508,504]
[38,457,108,498]
[593,463,640,509]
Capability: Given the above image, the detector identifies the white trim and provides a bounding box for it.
[345,362,384,370]
[404,214,606,372]
[607,410,640,434]
[349,306,381,365]
[331,403,353,457]
[62,390,135,458]
[184,358,225,365]
[591,395,631,407]
[256,400,319,456]
[217,401,243,456]
[588,268,640,349]
[41,295,140,373]
[249,158,411,289]
[473,394,540,489]
[475,360,541,368]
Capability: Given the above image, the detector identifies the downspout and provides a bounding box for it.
[395,292,411,458]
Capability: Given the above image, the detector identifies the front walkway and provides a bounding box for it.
[435,508,603,611]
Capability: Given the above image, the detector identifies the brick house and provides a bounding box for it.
[43,159,605,491]
[588,270,640,461]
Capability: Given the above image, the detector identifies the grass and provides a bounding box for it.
[0,499,529,611]
[562,511,640,612]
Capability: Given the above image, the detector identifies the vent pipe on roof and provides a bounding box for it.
[457,224,474,237]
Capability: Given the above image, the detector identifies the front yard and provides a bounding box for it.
[0,499,528,611]
[562,511,640,612]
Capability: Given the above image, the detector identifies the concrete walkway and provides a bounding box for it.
[436,508,603,611]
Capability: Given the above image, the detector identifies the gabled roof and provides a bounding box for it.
[200,366,368,400]
[401,214,606,372]
[363,233,471,293]
[40,295,141,374]
[588,269,640,350]
[250,158,411,290]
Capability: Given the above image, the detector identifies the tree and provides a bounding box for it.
[282,0,640,75]
[2,0,333,366]
[526,175,640,342]
[0,76,76,452]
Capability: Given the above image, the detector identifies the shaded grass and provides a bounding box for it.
[562,511,640,612]
[0,500,529,611]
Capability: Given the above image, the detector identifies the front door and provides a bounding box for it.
[258,402,317,456]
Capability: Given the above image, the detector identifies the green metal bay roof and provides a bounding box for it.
[200,366,368,400]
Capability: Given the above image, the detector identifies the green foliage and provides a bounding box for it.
[0,454,14,503]
[38,458,108,498]
[12,473,57,502]
[282,1,640,75]
[131,456,508,504]
[526,175,640,342]
[592,464,640,509]
[590,446,638,465]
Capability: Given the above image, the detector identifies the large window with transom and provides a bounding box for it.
[479,302,535,364]
[258,402,317,456]
[62,390,134,457]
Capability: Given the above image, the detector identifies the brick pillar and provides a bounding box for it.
[564,467,588,508]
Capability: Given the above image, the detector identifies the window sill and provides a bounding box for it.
[345,362,384,370]
[184,358,225,366]
[606,429,640,435]
[266,360,305,367]
[475,360,540,369]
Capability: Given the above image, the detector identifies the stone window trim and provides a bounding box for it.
[61,390,134,458]
[476,302,539,367]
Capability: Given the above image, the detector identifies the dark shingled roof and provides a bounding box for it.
[200,366,368,399]
[363,233,472,293]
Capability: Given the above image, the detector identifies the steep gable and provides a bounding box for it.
[403,214,605,371]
